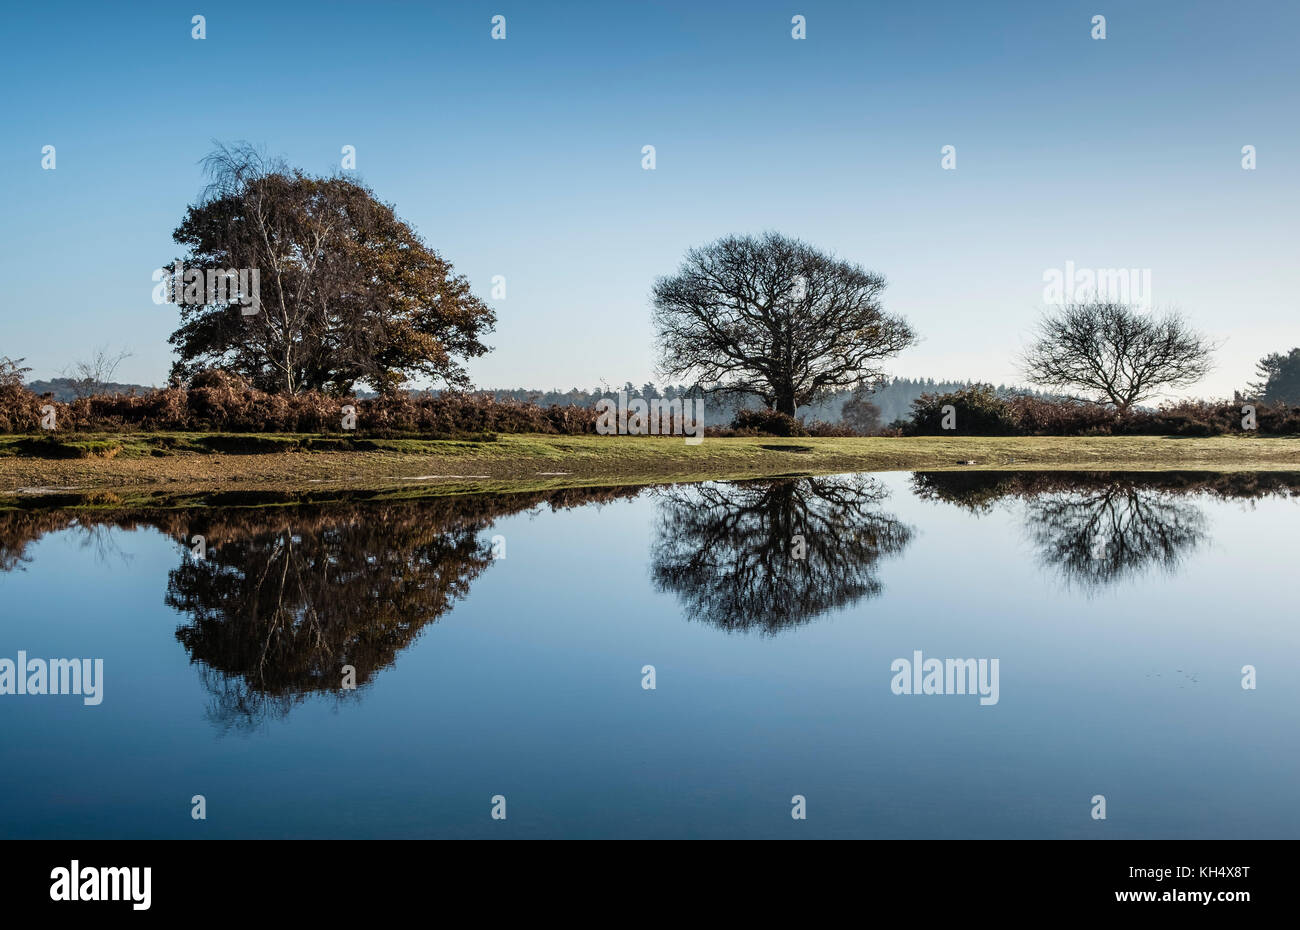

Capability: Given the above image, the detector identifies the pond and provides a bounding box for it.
[1,471,1296,839]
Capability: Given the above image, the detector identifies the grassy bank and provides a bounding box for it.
[1,432,1297,497]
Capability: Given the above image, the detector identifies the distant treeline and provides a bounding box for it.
[26,378,157,402]
[480,378,1057,427]
[23,376,1041,429]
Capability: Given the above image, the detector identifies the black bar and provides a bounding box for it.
[0,840,1280,916]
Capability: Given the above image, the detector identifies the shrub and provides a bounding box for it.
[729,408,808,437]
[903,393,1300,437]
[1005,395,1117,435]
[803,419,856,437]
[5,368,1299,439]
[906,384,1019,435]
[0,369,610,437]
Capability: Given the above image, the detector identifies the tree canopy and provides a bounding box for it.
[1021,302,1216,413]
[651,232,916,416]
[1248,348,1300,405]
[165,143,495,395]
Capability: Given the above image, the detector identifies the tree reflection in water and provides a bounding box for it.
[166,503,494,730]
[911,471,1300,591]
[649,475,912,633]
[0,487,640,730]
[3,471,1296,723]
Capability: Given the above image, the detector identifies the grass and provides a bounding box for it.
[0,432,1297,497]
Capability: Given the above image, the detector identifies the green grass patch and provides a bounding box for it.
[2,433,1298,499]
[5,436,128,459]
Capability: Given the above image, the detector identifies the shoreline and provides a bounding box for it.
[2,434,1298,501]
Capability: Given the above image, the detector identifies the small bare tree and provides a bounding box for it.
[0,356,32,390]
[840,389,883,435]
[63,345,134,398]
[1021,302,1216,414]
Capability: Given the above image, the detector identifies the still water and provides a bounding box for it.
[1,471,1297,839]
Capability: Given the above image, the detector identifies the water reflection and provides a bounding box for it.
[0,488,640,729]
[1,472,1297,724]
[167,504,495,729]
[649,475,912,633]
[911,471,1300,591]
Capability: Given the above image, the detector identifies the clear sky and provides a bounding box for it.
[2,0,1296,399]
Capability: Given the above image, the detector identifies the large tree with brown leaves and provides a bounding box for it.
[165,143,495,395]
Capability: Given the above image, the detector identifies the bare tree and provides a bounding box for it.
[1021,302,1216,413]
[62,345,133,398]
[840,388,882,435]
[652,232,916,417]
[649,476,912,632]
[0,356,31,390]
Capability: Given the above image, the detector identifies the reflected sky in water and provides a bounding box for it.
[1,472,1297,839]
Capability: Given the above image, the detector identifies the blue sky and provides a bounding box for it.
[2,0,1296,398]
